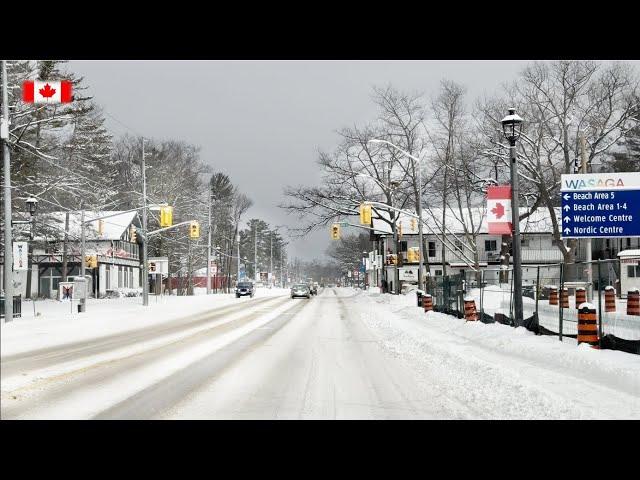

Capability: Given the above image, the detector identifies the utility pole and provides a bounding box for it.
[207,192,212,295]
[141,138,149,306]
[236,232,240,284]
[270,231,273,288]
[254,224,258,282]
[389,163,400,295]
[2,60,14,322]
[416,158,426,292]
[580,134,593,300]
[80,207,86,312]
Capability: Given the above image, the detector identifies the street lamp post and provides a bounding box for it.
[501,108,524,327]
[25,197,38,300]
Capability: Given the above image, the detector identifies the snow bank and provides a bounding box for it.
[1,288,289,357]
[351,289,640,419]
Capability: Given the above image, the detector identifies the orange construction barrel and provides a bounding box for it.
[561,288,569,308]
[422,294,433,312]
[627,289,640,316]
[577,303,599,348]
[604,286,616,313]
[549,287,558,305]
[464,297,477,322]
[575,287,586,310]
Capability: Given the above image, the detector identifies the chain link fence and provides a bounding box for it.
[426,259,639,355]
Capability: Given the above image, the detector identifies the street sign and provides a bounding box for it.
[149,257,169,274]
[561,172,640,238]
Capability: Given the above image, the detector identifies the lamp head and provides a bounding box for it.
[501,108,524,144]
[26,197,38,216]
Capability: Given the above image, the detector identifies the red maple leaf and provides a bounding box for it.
[39,83,56,98]
[491,202,505,219]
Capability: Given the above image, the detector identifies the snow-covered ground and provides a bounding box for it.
[2,286,638,419]
[1,287,289,357]
[349,288,639,418]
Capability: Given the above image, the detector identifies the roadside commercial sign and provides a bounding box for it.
[13,242,28,271]
[486,186,512,235]
[399,267,418,281]
[561,172,640,238]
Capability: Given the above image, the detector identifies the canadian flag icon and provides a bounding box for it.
[487,185,512,235]
[22,80,73,104]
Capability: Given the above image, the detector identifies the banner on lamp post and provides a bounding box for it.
[13,242,28,271]
[487,185,512,235]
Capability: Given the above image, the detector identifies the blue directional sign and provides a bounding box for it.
[561,173,640,238]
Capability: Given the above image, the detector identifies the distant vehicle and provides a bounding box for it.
[312,282,319,294]
[327,283,335,288]
[291,283,311,299]
[235,282,255,298]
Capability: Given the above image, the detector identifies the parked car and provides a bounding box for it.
[291,283,311,299]
[235,282,255,298]
[312,282,319,294]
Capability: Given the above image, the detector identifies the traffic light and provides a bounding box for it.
[398,222,403,239]
[98,220,105,236]
[410,218,417,232]
[189,221,200,239]
[359,203,372,225]
[160,206,173,227]
[331,223,340,240]
[129,225,137,243]
[407,247,420,263]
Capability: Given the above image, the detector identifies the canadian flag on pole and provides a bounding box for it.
[22,80,73,104]
[487,185,512,235]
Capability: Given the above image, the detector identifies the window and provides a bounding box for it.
[435,269,442,276]
[454,240,463,252]
[628,265,640,278]
[399,241,408,252]
[428,241,436,258]
[521,237,530,247]
[627,238,632,248]
[485,240,497,252]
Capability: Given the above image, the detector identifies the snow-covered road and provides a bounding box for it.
[2,288,638,419]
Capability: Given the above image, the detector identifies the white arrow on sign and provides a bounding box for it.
[563,194,570,200]
[563,205,570,211]
[564,216,570,222]
[564,228,571,235]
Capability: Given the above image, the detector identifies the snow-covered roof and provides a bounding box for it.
[618,250,640,258]
[35,211,140,241]
[371,207,560,236]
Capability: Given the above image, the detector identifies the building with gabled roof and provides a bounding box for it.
[1,210,143,299]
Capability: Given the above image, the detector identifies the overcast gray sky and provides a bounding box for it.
[67,60,607,261]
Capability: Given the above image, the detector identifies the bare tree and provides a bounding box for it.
[476,60,639,279]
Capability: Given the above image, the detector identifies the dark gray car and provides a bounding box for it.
[291,283,311,299]
[235,282,254,298]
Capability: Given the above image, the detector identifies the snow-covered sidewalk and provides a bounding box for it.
[346,287,640,419]
[1,288,289,358]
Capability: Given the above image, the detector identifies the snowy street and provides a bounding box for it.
[2,287,638,420]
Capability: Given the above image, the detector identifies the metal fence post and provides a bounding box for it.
[480,269,484,322]
[597,259,603,349]
[535,265,540,328]
[559,263,564,342]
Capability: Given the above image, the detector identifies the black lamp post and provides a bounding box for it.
[501,108,524,327]
[24,197,39,299]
